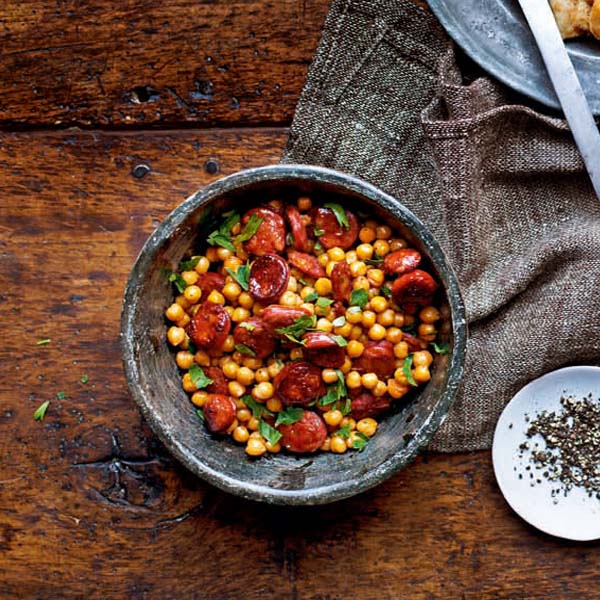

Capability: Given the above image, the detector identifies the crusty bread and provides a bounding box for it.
[549,0,600,40]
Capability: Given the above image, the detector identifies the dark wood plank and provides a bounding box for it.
[0,1,330,128]
[0,128,599,599]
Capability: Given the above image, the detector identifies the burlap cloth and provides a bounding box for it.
[282,0,600,451]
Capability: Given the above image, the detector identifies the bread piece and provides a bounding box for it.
[550,0,592,38]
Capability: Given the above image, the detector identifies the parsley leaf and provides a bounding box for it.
[364,255,383,266]
[340,397,352,416]
[234,343,256,357]
[187,340,197,355]
[324,202,349,230]
[401,323,417,336]
[313,227,325,237]
[239,321,256,332]
[168,272,187,293]
[179,256,201,271]
[304,291,318,303]
[33,400,50,421]
[350,288,369,309]
[316,297,334,308]
[236,213,264,243]
[353,432,369,451]
[314,241,323,252]
[431,341,450,355]
[258,419,282,446]
[36,338,51,346]
[188,364,214,389]
[207,211,240,252]
[243,395,274,419]
[403,355,418,387]
[274,407,304,427]
[275,314,317,345]
[380,285,392,299]
[207,231,235,252]
[330,335,348,347]
[226,262,250,291]
[80,374,89,384]
[196,409,205,421]
[319,369,347,406]
[347,305,362,315]
[331,316,346,327]
[336,424,351,439]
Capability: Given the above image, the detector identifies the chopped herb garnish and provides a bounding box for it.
[316,297,334,308]
[80,374,89,384]
[313,227,325,237]
[318,369,347,406]
[350,288,369,309]
[353,431,369,451]
[403,355,418,387]
[365,255,383,266]
[168,272,187,293]
[188,364,214,389]
[187,340,197,355]
[56,391,66,400]
[276,359,284,369]
[239,321,256,332]
[179,256,201,271]
[36,338,51,346]
[274,407,304,427]
[314,241,323,252]
[347,305,362,315]
[207,211,240,252]
[431,341,450,355]
[258,419,282,446]
[298,278,310,286]
[331,316,346,327]
[275,314,317,345]
[286,232,294,246]
[380,285,392,299]
[33,400,50,421]
[336,424,351,439]
[304,291,318,303]
[330,334,348,347]
[324,202,349,230]
[243,395,274,419]
[401,323,417,335]
[226,262,250,291]
[235,343,256,357]
[196,409,205,421]
[340,397,352,416]
[236,213,264,243]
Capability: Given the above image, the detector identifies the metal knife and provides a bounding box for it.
[518,0,600,199]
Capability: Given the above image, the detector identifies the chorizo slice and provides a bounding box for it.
[279,410,327,453]
[391,270,438,310]
[302,331,345,368]
[274,361,325,406]
[197,272,225,298]
[204,366,228,395]
[186,301,231,351]
[203,394,237,434]
[287,250,325,279]
[233,317,276,359]
[331,260,352,302]
[354,340,396,378]
[241,207,286,256]
[260,305,311,330]
[312,206,359,249]
[350,392,392,420]
[248,253,290,304]
[383,249,422,276]
[285,205,309,252]
[402,332,425,353]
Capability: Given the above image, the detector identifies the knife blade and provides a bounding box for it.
[518,0,600,200]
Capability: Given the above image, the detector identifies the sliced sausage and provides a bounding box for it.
[286,205,309,252]
[186,301,231,351]
[383,249,422,276]
[302,331,345,368]
[402,332,425,353]
[197,272,225,298]
[279,410,327,453]
[205,366,228,395]
[354,340,396,378]
[391,269,438,311]
[331,260,352,302]
[233,317,276,359]
[274,361,325,406]
[350,392,392,420]
[248,254,290,304]
[260,305,311,330]
[287,250,325,279]
[203,394,237,434]
[331,301,346,317]
[241,207,286,256]
[312,207,359,249]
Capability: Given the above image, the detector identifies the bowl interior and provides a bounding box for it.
[121,166,465,505]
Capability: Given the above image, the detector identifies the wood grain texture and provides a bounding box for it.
[0,0,329,128]
[1,129,599,599]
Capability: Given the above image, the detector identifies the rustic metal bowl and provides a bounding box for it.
[120,165,466,505]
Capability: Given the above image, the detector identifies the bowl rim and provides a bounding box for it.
[120,164,467,505]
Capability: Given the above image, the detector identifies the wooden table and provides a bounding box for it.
[1,2,597,598]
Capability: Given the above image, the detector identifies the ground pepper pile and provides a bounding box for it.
[521,394,600,500]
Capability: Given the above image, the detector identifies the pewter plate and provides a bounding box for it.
[492,366,600,541]
[427,0,600,114]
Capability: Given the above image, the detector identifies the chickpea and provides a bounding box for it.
[232,307,251,323]
[373,380,388,397]
[372,240,390,257]
[194,350,211,367]
[413,365,431,383]
[205,247,219,262]
[367,268,385,287]
[237,292,254,309]
[167,326,186,346]
[350,261,367,277]
[252,304,262,316]
[215,247,232,261]
[285,276,298,293]
[223,256,243,271]
[279,291,301,307]
[356,243,374,261]
[300,302,316,315]
[368,324,387,341]
[242,356,262,370]
[357,418,378,437]
[233,426,250,443]
[369,296,388,313]
[175,294,190,309]
[327,247,345,261]
[315,277,332,296]
[394,368,409,385]
[228,380,246,398]
[182,373,197,393]
[387,379,409,399]
[267,361,283,379]
[222,361,239,380]
[350,325,363,340]
[224,305,234,318]
[316,318,333,333]
[330,436,348,454]
[191,391,208,407]
[222,335,235,353]
[347,430,364,449]
[176,351,195,370]
[389,238,407,252]
[255,367,270,383]
[346,340,364,358]
[206,290,225,305]
[325,261,338,277]
[246,438,267,457]
[334,322,353,337]
[236,367,255,386]
[353,276,370,291]
[300,286,316,300]
[223,282,242,302]
[346,307,363,324]
[247,416,260,431]
[386,327,403,344]
[359,226,377,243]
[181,270,199,286]
[394,313,405,328]
[165,303,185,322]
[321,437,332,452]
[377,309,395,327]
[183,285,201,304]
[290,348,304,361]
[361,310,376,328]
[346,371,362,389]
[298,196,312,211]
[361,372,378,389]
[318,253,330,267]
[393,341,409,359]
[252,381,274,401]
[418,323,437,341]
[194,256,210,274]
[404,314,415,327]
[324,409,343,427]
[413,350,433,368]
[345,250,358,264]
[265,441,281,453]
[418,306,440,324]
[341,417,356,430]
[266,397,282,413]
[321,369,339,384]
[237,408,251,422]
